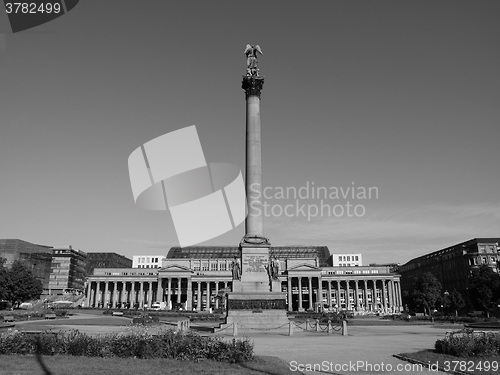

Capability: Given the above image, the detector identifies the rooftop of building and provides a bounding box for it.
[400,238,500,269]
[167,245,331,266]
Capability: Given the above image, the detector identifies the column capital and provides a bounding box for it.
[242,76,264,99]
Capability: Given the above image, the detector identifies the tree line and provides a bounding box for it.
[403,265,500,316]
[0,257,43,308]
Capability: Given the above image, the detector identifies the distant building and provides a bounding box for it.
[0,239,53,291]
[330,253,362,267]
[399,238,500,304]
[86,252,132,276]
[49,246,87,294]
[132,255,164,268]
[86,246,402,313]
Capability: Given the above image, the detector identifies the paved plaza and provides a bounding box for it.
[7,313,454,375]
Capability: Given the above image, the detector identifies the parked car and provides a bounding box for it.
[150,302,161,311]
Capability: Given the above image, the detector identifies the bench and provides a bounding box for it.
[112,311,124,317]
[44,313,57,320]
[3,315,15,323]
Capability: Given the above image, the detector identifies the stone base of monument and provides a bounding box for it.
[214,292,290,334]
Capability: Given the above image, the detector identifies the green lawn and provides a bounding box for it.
[397,350,500,375]
[0,354,298,375]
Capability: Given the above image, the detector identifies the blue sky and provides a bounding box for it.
[0,1,499,264]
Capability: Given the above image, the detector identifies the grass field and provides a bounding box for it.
[0,354,297,375]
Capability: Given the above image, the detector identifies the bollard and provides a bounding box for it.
[306,319,309,331]
[342,320,348,336]
[233,322,238,337]
[327,319,331,335]
[289,321,294,336]
[315,319,320,332]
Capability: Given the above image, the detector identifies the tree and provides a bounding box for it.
[6,260,43,306]
[439,290,465,316]
[0,257,9,301]
[407,272,442,315]
[469,265,500,317]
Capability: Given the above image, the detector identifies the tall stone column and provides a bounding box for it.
[131,281,136,306]
[242,76,265,240]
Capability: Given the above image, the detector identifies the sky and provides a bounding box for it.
[0,0,499,265]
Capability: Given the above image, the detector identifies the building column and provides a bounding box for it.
[298,277,303,311]
[388,280,394,313]
[317,277,323,312]
[176,278,182,304]
[396,281,402,311]
[138,281,144,307]
[186,279,192,310]
[354,280,359,311]
[130,281,135,307]
[382,280,388,312]
[85,283,91,307]
[207,281,211,311]
[336,280,341,311]
[167,278,172,309]
[197,282,202,311]
[157,278,164,303]
[111,281,117,307]
[363,280,370,311]
[214,281,219,310]
[148,281,153,306]
[95,281,101,307]
[308,277,313,310]
[328,281,332,310]
[346,281,351,310]
[103,281,109,308]
[287,277,293,312]
[372,280,378,311]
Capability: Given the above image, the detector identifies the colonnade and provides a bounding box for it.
[86,276,402,313]
[286,277,402,313]
[86,278,231,311]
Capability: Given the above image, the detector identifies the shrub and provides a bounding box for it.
[0,328,253,363]
[435,330,500,357]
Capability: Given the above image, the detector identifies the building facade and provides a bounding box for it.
[85,252,132,276]
[330,253,363,267]
[86,246,402,313]
[132,255,163,269]
[398,238,500,303]
[49,246,87,294]
[0,239,53,291]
